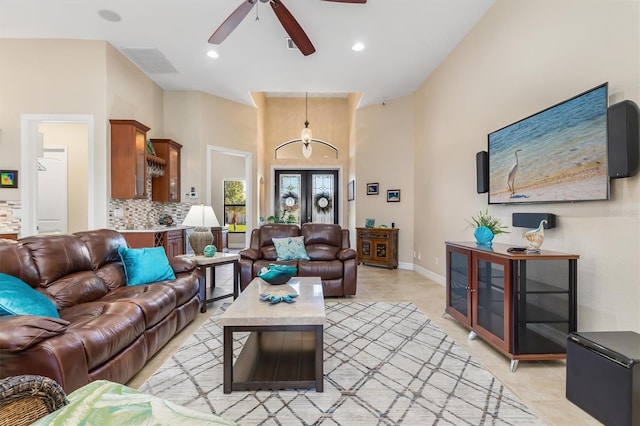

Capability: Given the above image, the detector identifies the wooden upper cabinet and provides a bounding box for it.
[150,139,182,202]
[110,120,150,199]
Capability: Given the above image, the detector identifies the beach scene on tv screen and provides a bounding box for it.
[489,85,608,204]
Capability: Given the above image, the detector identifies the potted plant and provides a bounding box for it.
[469,209,509,245]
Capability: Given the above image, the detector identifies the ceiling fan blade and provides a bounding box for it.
[270,0,316,56]
[209,0,257,44]
[322,0,367,3]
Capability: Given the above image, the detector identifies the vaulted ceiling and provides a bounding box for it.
[0,0,494,107]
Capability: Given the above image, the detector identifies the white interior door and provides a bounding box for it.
[37,146,67,234]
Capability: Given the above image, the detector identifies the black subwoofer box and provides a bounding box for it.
[476,151,488,194]
[512,213,556,229]
[566,331,640,426]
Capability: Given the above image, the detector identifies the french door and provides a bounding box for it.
[274,169,339,225]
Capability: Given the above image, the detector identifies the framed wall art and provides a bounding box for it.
[348,180,355,201]
[387,189,400,202]
[0,170,18,188]
[366,183,379,195]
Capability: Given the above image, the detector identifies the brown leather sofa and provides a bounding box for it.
[239,223,357,296]
[0,229,200,393]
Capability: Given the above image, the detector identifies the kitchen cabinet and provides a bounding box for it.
[150,138,182,202]
[110,120,150,199]
[445,241,578,371]
[121,228,186,257]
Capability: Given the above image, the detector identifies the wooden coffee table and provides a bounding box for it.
[219,276,325,394]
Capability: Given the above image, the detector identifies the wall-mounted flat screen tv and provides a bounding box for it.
[488,83,609,204]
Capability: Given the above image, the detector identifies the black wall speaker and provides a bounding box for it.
[608,99,639,178]
[476,151,488,193]
[512,213,556,229]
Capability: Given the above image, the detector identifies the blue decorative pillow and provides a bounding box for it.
[117,246,176,286]
[0,273,60,318]
[272,236,310,261]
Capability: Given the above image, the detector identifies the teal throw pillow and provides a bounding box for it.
[272,236,310,261]
[117,246,176,286]
[0,273,60,318]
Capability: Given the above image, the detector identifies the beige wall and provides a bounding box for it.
[412,0,640,330]
[0,39,108,230]
[355,95,415,266]
[163,91,258,228]
[263,96,350,225]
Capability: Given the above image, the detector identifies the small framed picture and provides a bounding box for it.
[0,170,18,188]
[387,189,400,202]
[365,218,375,228]
[366,183,379,195]
[348,180,355,201]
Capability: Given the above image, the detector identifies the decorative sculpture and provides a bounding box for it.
[522,219,547,252]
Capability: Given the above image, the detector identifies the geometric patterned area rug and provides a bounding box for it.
[140,302,544,425]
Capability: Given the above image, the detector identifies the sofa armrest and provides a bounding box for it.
[337,248,357,261]
[239,248,261,261]
[168,256,197,273]
[0,316,69,352]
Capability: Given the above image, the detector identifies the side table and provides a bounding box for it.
[181,253,240,313]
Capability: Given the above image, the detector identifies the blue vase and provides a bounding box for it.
[474,226,494,245]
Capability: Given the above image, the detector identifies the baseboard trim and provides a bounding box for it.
[413,264,445,286]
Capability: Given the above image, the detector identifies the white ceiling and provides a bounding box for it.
[0,0,494,108]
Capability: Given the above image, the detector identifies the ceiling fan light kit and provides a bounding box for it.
[209,0,367,56]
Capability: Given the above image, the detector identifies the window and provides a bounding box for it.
[224,179,246,233]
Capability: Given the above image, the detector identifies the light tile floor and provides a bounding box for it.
[128,263,600,426]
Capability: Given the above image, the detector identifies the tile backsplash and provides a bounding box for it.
[0,200,20,233]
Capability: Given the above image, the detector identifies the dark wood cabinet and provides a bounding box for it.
[0,233,18,240]
[122,229,185,257]
[150,138,182,202]
[356,227,398,269]
[110,120,150,199]
[211,226,229,253]
[445,241,578,371]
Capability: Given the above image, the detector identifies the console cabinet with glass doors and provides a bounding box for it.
[445,242,578,372]
[356,227,399,269]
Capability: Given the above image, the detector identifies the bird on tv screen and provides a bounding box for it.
[488,83,609,204]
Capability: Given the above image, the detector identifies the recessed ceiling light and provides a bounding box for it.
[207,50,219,59]
[98,9,121,22]
[352,42,365,52]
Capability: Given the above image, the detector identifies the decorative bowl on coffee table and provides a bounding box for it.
[257,264,297,285]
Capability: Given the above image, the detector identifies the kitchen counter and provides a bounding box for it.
[116,225,192,233]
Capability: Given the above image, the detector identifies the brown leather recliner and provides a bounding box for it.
[239,223,357,296]
[0,229,201,393]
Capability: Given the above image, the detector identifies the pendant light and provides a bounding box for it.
[301,92,312,157]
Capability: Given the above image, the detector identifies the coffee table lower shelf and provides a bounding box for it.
[223,325,323,394]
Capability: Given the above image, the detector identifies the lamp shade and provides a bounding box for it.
[182,205,220,228]
[182,205,220,255]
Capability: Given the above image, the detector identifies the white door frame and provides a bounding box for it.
[206,145,253,248]
[20,114,95,237]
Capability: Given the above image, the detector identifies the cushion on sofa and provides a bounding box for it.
[0,315,70,352]
[0,273,60,318]
[272,236,310,261]
[40,271,109,310]
[117,247,176,286]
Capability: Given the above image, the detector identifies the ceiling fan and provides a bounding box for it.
[208,0,367,56]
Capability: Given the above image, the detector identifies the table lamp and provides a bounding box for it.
[182,204,220,255]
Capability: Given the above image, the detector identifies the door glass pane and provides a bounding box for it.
[476,259,505,339]
[311,174,334,223]
[449,251,468,316]
[278,174,301,224]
